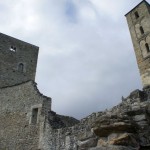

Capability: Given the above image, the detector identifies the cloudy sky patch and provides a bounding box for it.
[0,0,148,119]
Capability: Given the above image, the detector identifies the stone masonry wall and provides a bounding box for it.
[125,1,150,87]
[0,33,39,88]
[0,81,51,150]
[1,82,150,150]
[42,88,150,150]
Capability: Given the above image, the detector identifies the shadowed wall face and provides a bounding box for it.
[0,81,51,150]
[126,1,150,87]
[0,33,39,88]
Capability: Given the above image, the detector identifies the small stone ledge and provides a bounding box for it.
[93,122,137,137]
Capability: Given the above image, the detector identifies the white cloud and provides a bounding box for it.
[0,0,147,119]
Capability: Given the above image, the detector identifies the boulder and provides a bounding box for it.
[109,133,139,148]
[93,122,137,137]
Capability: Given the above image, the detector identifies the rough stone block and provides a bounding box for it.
[134,114,146,122]
[78,138,98,150]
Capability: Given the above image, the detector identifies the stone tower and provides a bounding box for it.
[0,33,39,88]
[125,0,150,88]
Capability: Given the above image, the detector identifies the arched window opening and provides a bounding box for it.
[140,26,144,34]
[18,63,24,73]
[145,43,150,53]
[135,11,139,19]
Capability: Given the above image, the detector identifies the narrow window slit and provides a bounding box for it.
[18,63,24,73]
[145,43,150,53]
[135,11,139,19]
[140,26,144,34]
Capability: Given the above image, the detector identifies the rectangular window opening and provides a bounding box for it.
[31,108,38,124]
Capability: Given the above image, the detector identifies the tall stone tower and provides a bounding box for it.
[0,33,39,88]
[125,0,150,88]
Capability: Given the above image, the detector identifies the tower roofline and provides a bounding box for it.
[0,32,39,49]
[125,0,149,16]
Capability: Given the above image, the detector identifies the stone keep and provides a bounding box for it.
[0,33,52,150]
[125,0,150,88]
[0,33,39,88]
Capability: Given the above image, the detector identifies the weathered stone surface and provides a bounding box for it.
[41,84,150,149]
[109,133,139,147]
[126,108,145,116]
[78,138,98,150]
[97,138,107,147]
[0,81,51,150]
[134,114,146,122]
[126,0,150,87]
[89,145,136,150]
[0,33,39,88]
[93,122,136,137]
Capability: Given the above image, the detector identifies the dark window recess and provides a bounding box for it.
[135,11,139,19]
[140,26,144,34]
[145,43,150,53]
[10,46,16,52]
[31,108,38,124]
[18,63,24,73]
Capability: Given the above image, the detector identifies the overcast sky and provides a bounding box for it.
[0,0,148,119]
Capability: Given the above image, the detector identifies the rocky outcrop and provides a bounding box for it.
[44,88,150,150]
[89,88,150,150]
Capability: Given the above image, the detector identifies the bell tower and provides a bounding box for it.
[125,0,150,88]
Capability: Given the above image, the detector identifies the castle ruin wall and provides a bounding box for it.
[0,81,51,150]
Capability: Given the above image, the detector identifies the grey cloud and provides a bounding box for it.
[0,0,146,119]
